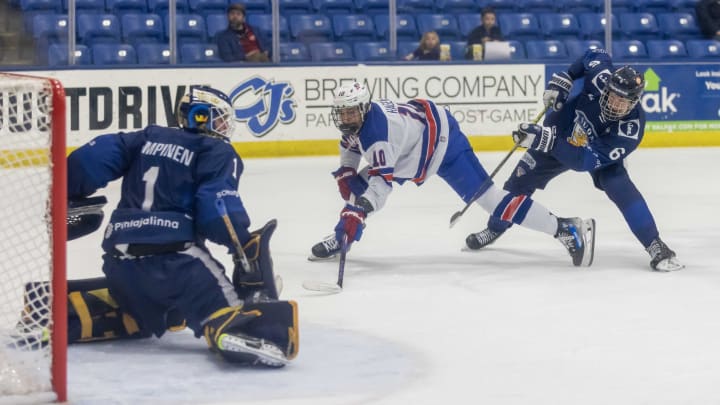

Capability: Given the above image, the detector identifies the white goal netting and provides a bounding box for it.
[0,74,65,403]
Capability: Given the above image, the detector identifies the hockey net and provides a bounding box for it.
[0,73,67,403]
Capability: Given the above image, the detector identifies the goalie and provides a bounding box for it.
[29,85,298,367]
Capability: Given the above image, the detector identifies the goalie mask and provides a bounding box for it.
[599,65,645,121]
[331,82,372,138]
[176,86,236,139]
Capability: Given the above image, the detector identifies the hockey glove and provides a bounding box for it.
[542,71,573,111]
[332,166,363,202]
[334,204,366,244]
[513,123,556,153]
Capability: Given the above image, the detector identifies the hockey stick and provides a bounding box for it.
[302,233,348,294]
[215,199,251,273]
[449,105,549,228]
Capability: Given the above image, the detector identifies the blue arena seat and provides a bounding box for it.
[539,13,581,39]
[20,0,61,12]
[618,12,659,40]
[354,0,389,14]
[63,0,106,13]
[416,13,461,40]
[92,43,138,64]
[136,43,171,64]
[525,39,569,60]
[397,0,434,13]
[147,0,189,13]
[578,12,618,40]
[308,41,353,61]
[353,41,395,61]
[656,12,701,39]
[686,39,720,58]
[507,40,526,59]
[457,13,483,38]
[482,0,518,13]
[289,14,333,42]
[278,0,313,13]
[564,39,603,58]
[205,13,226,39]
[446,40,467,60]
[398,40,419,59]
[520,0,560,13]
[188,0,228,17]
[313,0,355,13]
[246,14,290,39]
[373,14,418,40]
[633,0,671,14]
[180,43,221,63]
[669,0,697,13]
[279,42,311,61]
[556,0,597,13]
[47,44,92,66]
[332,14,376,41]
[646,39,687,59]
[242,0,270,13]
[32,14,69,43]
[498,13,542,40]
[77,14,122,46]
[122,14,164,46]
[106,0,149,16]
[612,39,648,59]
[435,0,477,13]
[164,14,207,44]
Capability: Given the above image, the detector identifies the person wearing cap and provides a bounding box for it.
[215,3,271,62]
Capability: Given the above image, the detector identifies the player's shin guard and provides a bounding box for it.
[554,217,596,267]
[233,219,281,301]
[646,238,684,271]
[203,301,298,367]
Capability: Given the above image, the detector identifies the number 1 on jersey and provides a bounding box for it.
[141,166,159,211]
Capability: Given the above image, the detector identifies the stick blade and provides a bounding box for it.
[449,211,463,228]
[302,280,343,294]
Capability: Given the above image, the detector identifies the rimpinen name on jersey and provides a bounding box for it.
[141,141,195,166]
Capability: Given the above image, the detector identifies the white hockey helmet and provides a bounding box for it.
[331,82,371,137]
[176,85,237,140]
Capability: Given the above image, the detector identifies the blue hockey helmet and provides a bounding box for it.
[331,82,372,138]
[599,65,645,121]
[176,86,236,139]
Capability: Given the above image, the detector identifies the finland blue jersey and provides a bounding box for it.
[546,48,645,172]
[67,126,251,253]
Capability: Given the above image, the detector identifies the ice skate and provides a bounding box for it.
[308,234,342,261]
[646,238,684,271]
[555,217,596,267]
[464,228,505,251]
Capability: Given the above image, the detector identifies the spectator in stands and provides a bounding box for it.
[696,0,720,40]
[216,3,271,63]
[465,7,503,60]
[404,31,441,61]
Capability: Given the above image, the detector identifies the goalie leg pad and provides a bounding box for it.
[233,219,281,300]
[203,301,298,367]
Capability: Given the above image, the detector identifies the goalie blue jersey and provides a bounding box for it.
[67,125,251,254]
[545,48,645,172]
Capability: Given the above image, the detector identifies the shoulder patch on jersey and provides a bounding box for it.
[591,69,612,93]
[617,119,641,140]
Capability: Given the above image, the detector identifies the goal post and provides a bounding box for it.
[0,72,67,403]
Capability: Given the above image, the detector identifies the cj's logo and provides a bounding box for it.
[229,76,296,137]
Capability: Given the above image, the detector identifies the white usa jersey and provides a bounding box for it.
[339,98,450,211]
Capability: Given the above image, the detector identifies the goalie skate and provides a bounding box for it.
[555,217,595,267]
[217,333,288,368]
[308,234,342,261]
[646,238,684,272]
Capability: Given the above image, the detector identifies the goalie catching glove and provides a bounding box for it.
[513,123,556,153]
[543,71,573,111]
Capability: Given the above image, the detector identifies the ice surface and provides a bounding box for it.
[66,148,720,405]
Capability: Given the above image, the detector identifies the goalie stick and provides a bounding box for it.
[302,233,348,294]
[215,199,252,273]
[449,105,549,228]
